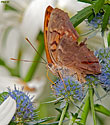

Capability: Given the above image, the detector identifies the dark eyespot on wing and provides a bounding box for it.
[81,61,99,64]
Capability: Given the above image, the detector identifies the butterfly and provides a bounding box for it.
[44,6,101,83]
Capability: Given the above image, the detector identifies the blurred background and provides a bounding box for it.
[0,0,109,124]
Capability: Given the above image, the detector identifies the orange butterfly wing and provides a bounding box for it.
[44,6,53,64]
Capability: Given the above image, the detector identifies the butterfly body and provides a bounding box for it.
[44,6,101,83]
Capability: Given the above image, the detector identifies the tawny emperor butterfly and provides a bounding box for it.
[44,6,101,83]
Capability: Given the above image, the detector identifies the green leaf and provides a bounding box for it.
[70,6,93,27]
[89,85,96,125]
[95,104,110,116]
[26,117,56,125]
[105,0,110,4]
[93,0,105,14]
[71,113,78,123]
[76,121,84,125]
[108,32,110,46]
[55,108,62,113]
[9,121,16,125]
[96,114,104,125]
[79,95,90,124]
[0,58,5,66]
[0,92,9,104]
[4,4,17,11]
[101,4,110,32]
[88,13,95,22]
[77,0,93,4]
[55,108,70,118]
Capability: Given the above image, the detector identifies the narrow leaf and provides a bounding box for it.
[101,4,110,32]
[71,113,78,123]
[93,0,105,14]
[27,117,56,124]
[95,104,110,116]
[79,95,90,124]
[0,58,5,66]
[4,4,17,11]
[0,92,9,104]
[108,32,110,46]
[70,6,93,27]
[78,0,93,4]
[55,108,70,118]
[88,13,95,22]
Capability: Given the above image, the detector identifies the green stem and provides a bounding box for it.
[89,84,97,125]
[24,31,45,82]
[58,102,68,125]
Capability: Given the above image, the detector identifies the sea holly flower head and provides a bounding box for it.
[95,48,110,91]
[88,12,104,29]
[52,76,84,101]
[86,48,110,91]
[86,75,100,86]
[1,86,37,123]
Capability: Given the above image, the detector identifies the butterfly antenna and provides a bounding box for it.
[10,58,46,65]
[25,38,47,64]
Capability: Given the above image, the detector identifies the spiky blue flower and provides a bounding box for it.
[95,48,110,91]
[53,48,110,98]
[1,87,37,123]
[52,76,84,101]
[88,12,104,29]
[86,48,110,91]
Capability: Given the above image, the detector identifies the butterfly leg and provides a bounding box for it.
[77,72,86,83]
[46,69,56,89]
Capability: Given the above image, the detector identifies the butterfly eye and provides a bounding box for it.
[48,63,52,68]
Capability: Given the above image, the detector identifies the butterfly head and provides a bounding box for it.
[47,63,59,76]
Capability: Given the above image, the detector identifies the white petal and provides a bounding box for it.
[0,66,10,77]
[0,76,23,92]
[77,22,104,50]
[0,76,46,101]
[27,77,46,101]
[0,96,16,125]
[0,28,21,67]
[57,0,89,14]
[20,0,56,42]
[9,0,29,12]
[0,1,4,13]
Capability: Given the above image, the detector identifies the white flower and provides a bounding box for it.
[77,22,104,50]
[57,0,89,14]
[0,96,16,125]
[0,0,56,76]
[20,0,56,42]
[0,76,46,101]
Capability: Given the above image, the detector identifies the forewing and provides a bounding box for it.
[47,7,79,64]
[44,6,53,63]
